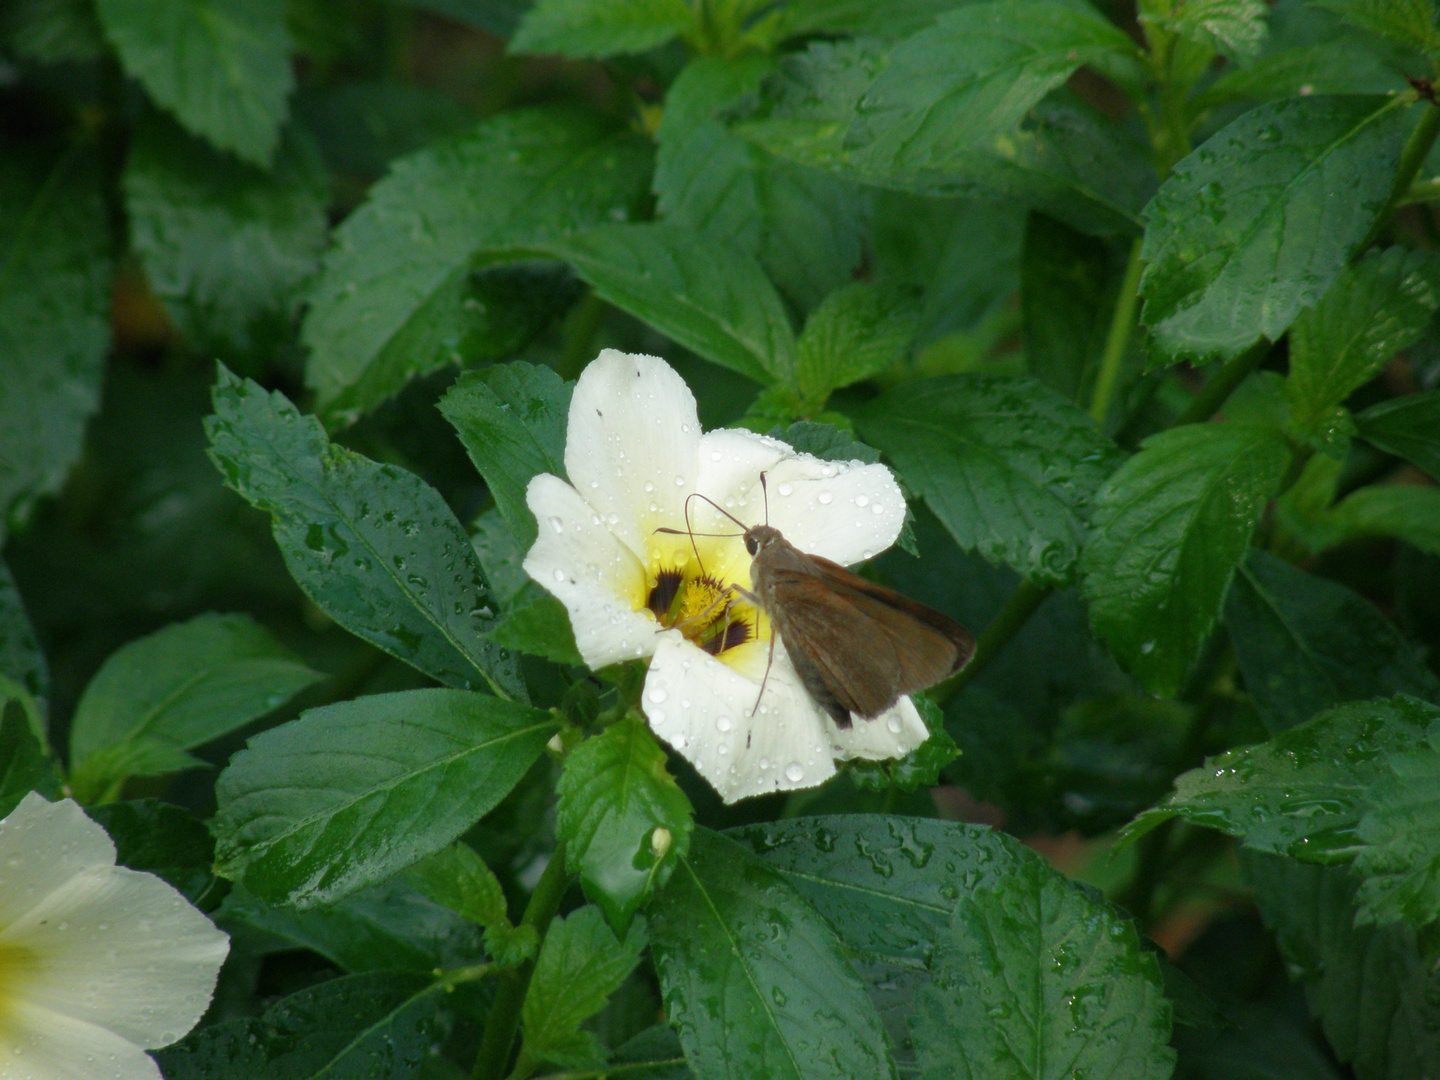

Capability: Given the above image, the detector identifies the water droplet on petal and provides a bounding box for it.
[871,503,884,515]
[817,491,833,505]
[785,762,805,782]
[648,686,669,704]
[553,569,567,583]
[717,717,732,732]
[548,516,564,534]
[887,716,903,734]
[855,494,869,507]
[777,482,793,496]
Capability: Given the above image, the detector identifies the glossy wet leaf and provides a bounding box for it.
[730,815,1032,965]
[651,827,897,1080]
[558,717,693,935]
[302,108,651,420]
[521,904,647,1069]
[736,41,1153,236]
[509,0,693,58]
[439,361,572,551]
[1021,213,1117,404]
[838,0,1139,170]
[486,586,584,667]
[1356,389,1440,480]
[794,282,920,406]
[1324,484,1440,556]
[858,374,1123,585]
[154,971,444,1079]
[404,841,537,965]
[122,114,329,362]
[1285,248,1440,440]
[1081,422,1292,697]
[1190,42,1407,110]
[654,55,866,311]
[910,854,1174,1080]
[214,688,558,906]
[205,367,523,697]
[1143,0,1269,61]
[1140,94,1413,363]
[1123,695,1440,861]
[95,0,293,165]
[0,148,111,542]
[221,878,486,973]
[1245,852,1440,1079]
[1225,551,1440,733]
[529,221,797,386]
[1352,742,1440,927]
[68,612,322,800]
[1312,0,1440,50]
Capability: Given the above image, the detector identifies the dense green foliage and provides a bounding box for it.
[4,0,1440,1076]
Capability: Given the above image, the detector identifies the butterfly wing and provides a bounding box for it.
[768,556,974,724]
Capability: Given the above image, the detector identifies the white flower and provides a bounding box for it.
[0,792,230,1080]
[523,349,930,802]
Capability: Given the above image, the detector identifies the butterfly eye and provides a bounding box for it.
[744,534,758,556]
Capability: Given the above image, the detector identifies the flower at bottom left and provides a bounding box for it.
[0,791,230,1080]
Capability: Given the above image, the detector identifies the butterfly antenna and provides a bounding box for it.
[759,470,770,526]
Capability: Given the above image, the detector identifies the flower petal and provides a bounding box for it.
[563,350,703,560]
[695,429,905,566]
[826,695,930,760]
[643,635,837,803]
[0,998,162,1080]
[0,794,114,931]
[0,864,228,1049]
[524,473,657,668]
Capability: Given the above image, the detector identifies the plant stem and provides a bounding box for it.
[473,842,572,1080]
[1399,176,1440,206]
[929,578,1054,706]
[558,289,606,381]
[1358,95,1440,253]
[1171,339,1269,427]
[1088,238,1146,425]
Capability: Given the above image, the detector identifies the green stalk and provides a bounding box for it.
[1088,238,1146,425]
[473,842,572,1080]
[1358,96,1440,253]
[1170,339,1269,427]
[929,579,1054,706]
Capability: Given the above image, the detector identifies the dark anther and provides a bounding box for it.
[647,569,682,619]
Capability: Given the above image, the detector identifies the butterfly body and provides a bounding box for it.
[739,523,975,729]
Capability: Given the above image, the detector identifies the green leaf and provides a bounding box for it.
[205,368,524,698]
[1190,42,1407,110]
[529,222,797,386]
[438,361,572,551]
[1143,0,1269,61]
[1,0,106,62]
[154,971,445,1079]
[838,0,1139,171]
[0,148,111,541]
[736,42,1154,236]
[1225,551,1440,732]
[1325,483,1440,555]
[0,559,46,709]
[1285,248,1440,438]
[1081,422,1292,697]
[651,828,897,1080]
[302,108,651,421]
[521,905,647,1069]
[404,841,537,965]
[1312,0,1440,51]
[486,587,584,667]
[795,282,920,406]
[909,856,1173,1080]
[1353,742,1440,926]
[655,55,867,312]
[214,687,558,906]
[1357,389,1440,480]
[730,815,1033,965]
[95,0,293,165]
[509,0,692,58]
[221,878,486,973]
[849,695,959,793]
[122,113,328,362]
[1140,95,1414,364]
[1244,852,1440,1079]
[68,612,321,799]
[1123,695,1440,860]
[1021,213,1117,403]
[0,686,60,819]
[88,799,222,910]
[557,718,694,935]
[857,374,1124,585]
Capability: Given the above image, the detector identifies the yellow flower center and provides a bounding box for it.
[638,534,769,660]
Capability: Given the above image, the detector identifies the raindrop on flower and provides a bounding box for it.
[871,503,884,515]
[817,491,833,504]
[548,517,564,534]
[717,716,732,732]
[553,569,567,583]
[887,715,903,734]
[648,686,669,704]
[785,762,805,782]
[855,494,869,507]
[777,482,793,496]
